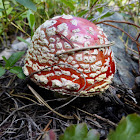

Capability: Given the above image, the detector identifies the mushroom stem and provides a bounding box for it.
[56,41,115,56]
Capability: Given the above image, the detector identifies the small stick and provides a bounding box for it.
[95,20,140,29]
[73,106,117,127]
[56,41,115,56]
[56,31,75,48]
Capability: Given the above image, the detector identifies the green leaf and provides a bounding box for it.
[108,114,140,140]
[7,7,13,15]
[2,56,10,68]
[60,0,75,11]
[7,51,25,67]
[15,0,37,12]
[0,67,5,77]
[77,10,88,17]
[17,36,30,46]
[59,123,99,140]
[10,66,26,79]
[97,7,104,13]
[27,10,35,37]
[100,12,114,19]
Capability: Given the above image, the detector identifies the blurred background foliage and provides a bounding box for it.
[0,0,139,48]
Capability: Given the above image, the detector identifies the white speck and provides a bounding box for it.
[55,71,62,76]
[71,74,79,80]
[90,73,97,78]
[56,42,62,49]
[104,38,110,44]
[84,41,90,47]
[48,60,54,65]
[75,54,82,61]
[73,64,79,68]
[52,80,62,88]
[78,68,83,72]
[96,70,101,75]
[91,49,98,55]
[49,38,55,42]
[64,42,72,48]
[104,85,109,90]
[91,64,101,72]
[71,61,77,64]
[97,26,103,31]
[104,58,110,66]
[42,46,50,52]
[83,56,89,63]
[80,74,88,78]
[104,33,108,38]
[80,64,89,69]
[46,27,56,36]
[84,35,91,39]
[87,79,94,84]
[50,49,55,53]
[104,74,114,83]
[101,66,108,72]
[57,23,68,32]
[73,43,80,48]
[95,73,106,82]
[62,30,68,37]
[43,20,57,28]
[32,63,39,71]
[89,56,96,63]
[67,56,73,63]
[84,51,90,55]
[38,38,49,46]
[56,37,60,42]
[72,28,80,33]
[70,35,79,42]
[87,27,94,35]
[52,16,61,19]
[88,88,95,92]
[70,19,77,26]
[84,69,91,73]
[39,75,48,84]
[62,70,71,76]
[23,66,29,76]
[45,73,54,77]
[48,44,55,49]
[62,14,73,19]
[34,74,48,84]
[108,48,112,55]
[95,61,102,66]
[99,31,103,35]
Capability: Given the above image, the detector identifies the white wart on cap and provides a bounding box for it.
[23,14,116,97]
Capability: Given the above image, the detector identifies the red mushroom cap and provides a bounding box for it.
[23,14,116,97]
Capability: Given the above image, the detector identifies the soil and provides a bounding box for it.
[0,66,140,139]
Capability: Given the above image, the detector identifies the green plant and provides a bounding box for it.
[59,114,140,140]
[108,114,140,140]
[0,51,26,79]
[59,123,100,140]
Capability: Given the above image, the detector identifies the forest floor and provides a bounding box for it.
[0,59,140,140]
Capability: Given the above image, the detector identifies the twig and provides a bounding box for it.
[85,0,100,18]
[56,42,115,56]
[27,85,74,119]
[96,22,140,47]
[56,31,75,48]
[95,20,140,29]
[36,120,52,140]
[73,106,117,127]
[0,103,38,128]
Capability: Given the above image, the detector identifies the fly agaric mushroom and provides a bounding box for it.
[23,14,115,97]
